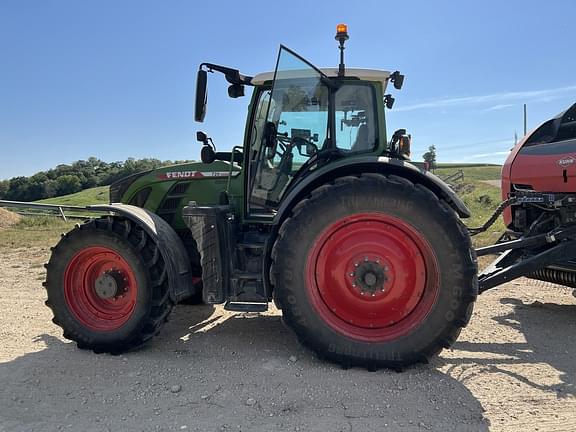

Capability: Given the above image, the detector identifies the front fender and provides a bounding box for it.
[88,204,194,302]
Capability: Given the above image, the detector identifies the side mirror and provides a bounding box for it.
[399,135,411,158]
[200,145,216,164]
[195,69,208,122]
[390,129,411,159]
[196,131,208,144]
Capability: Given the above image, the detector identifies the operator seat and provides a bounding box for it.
[351,124,370,151]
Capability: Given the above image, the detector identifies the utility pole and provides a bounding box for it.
[523,104,527,136]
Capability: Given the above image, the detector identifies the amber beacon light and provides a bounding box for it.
[335,24,349,77]
[335,23,349,40]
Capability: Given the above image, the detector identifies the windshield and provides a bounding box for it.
[273,83,329,163]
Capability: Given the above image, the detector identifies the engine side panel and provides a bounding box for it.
[115,161,244,230]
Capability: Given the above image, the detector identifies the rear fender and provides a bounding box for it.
[275,156,470,226]
[88,204,194,302]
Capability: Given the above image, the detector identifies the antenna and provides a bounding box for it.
[523,104,527,136]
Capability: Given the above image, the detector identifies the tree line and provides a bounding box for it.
[0,157,190,202]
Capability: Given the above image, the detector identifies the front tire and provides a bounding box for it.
[45,217,173,353]
[271,174,477,368]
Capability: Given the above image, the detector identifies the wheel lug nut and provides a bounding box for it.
[364,257,368,262]
[349,272,354,277]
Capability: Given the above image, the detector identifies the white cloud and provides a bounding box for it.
[438,138,513,152]
[483,104,515,112]
[467,151,511,159]
[395,84,576,112]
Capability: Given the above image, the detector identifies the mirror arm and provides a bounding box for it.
[208,137,216,151]
[200,63,254,86]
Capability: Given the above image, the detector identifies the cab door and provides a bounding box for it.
[247,46,330,216]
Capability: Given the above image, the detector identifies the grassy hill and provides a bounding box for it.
[35,186,109,206]
[436,163,501,169]
[435,165,502,181]
[1,186,109,247]
[434,165,504,248]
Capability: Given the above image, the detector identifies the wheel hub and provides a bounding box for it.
[94,271,126,299]
[351,259,388,296]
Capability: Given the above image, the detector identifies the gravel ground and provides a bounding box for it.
[1,245,575,432]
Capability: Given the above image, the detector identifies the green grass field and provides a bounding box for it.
[436,163,501,169]
[435,165,502,181]
[0,186,108,248]
[0,216,75,249]
[36,185,109,206]
[433,165,504,247]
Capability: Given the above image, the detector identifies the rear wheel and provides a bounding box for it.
[271,174,477,368]
[45,217,173,353]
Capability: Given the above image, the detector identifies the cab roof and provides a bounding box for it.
[251,68,391,89]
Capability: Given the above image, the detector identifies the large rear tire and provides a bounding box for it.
[44,217,173,353]
[271,174,477,368]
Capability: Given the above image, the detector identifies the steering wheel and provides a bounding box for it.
[291,136,318,157]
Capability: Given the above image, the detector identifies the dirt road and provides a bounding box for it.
[1,245,575,432]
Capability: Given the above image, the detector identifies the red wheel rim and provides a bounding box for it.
[64,246,138,332]
[305,213,440,342]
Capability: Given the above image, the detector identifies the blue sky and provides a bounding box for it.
[1,0,575,179]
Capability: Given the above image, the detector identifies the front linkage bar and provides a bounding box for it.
[477,224,576,294]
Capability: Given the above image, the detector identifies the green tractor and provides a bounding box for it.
[45,26,477,368]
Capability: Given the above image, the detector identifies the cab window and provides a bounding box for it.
[335,84,377,152]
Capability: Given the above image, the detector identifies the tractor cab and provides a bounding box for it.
[194,27,407,219]
[247,47,389,214]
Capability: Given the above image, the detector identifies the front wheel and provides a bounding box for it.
[271,174,477,368]
[44,217,173,353]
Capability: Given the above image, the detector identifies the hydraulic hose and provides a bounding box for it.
[468,197,518,237]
